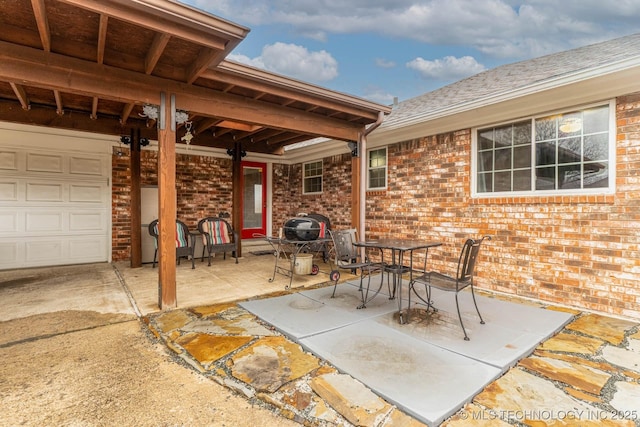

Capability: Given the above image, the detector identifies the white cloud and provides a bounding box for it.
[186,0,639,60]
[407,55,486,80]
[361,87,397,105]
[375,58,396,69]
[229,42,338,83]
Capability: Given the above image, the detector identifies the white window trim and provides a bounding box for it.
[367,147,388,190]
[302,159,323,195]
[471,100,616,198]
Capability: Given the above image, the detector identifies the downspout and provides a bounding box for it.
[359,111,385,242]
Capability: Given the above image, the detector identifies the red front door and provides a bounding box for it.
[240,161,267,239]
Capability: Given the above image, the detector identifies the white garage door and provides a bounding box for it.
[0,125,111,270]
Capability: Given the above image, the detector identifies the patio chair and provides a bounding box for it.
[407,236,491,340]
[197,217,239,266]
[148,219,195,269]
[330,229,384,309]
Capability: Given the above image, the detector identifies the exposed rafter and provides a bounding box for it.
[0,0,390,155]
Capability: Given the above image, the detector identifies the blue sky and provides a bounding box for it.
[182,0,640,105]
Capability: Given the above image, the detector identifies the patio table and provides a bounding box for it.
[354,239,442,324]
[265,236,334,289]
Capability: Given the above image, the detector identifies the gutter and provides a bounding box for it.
[359,111,385,242]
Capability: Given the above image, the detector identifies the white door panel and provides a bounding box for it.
[0,139,110,269]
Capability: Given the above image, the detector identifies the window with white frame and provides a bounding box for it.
[474,103,613,195]
[303,160,323,194]
[368,147,387,189]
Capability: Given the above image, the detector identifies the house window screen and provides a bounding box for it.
[476,104,611,195]
[303,160,323,194]
[368,148,387,189]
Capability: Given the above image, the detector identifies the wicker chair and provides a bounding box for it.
[148,219,195,269]
[197,217,239,266]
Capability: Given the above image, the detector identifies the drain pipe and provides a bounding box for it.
[359,111,385,243]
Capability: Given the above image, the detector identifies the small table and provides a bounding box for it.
[354,239,442,324]
[265,236,333,289]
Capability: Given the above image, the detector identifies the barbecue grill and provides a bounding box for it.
[266,213,333,288]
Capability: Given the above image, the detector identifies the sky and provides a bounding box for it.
[182,0,640,105]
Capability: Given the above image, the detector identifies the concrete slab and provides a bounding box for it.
[300,320,502,426]
[240,285,383,340]
[389,285,575,369]
[0,263,134,321]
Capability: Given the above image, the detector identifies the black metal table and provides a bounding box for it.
[265,236,334,289]
[354,239,442,323]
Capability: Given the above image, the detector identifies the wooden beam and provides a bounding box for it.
[58,0,240,51]
[90,97,98,120]
[97,14,108,64]
[157,92,177,309]
[186,47,220,84]
[9,83,30,110]
[130,129,142,268]
[30,0,51,52]
[53,90,63,115]
[231,141,243,258]
[0,42,364,142]
[120,103,135,124]
[145,33,170,75]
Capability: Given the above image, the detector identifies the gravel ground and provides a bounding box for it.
[0,310,298,427]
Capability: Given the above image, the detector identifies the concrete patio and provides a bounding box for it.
[2,251,640,426]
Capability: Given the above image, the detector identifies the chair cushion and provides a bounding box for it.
[175,224,189,248]
[203,219,231,245]
[151,222,189,248]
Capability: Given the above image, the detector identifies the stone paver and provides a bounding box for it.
[565,314,636,345]
[310,372,393,426]
[538,332,605,354]
[519,355,611,395]
[230,336,320,393]
[146,300,640,427]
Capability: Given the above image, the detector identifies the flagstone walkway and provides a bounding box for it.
[145,288,640,427]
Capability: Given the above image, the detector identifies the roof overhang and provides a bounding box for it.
[369,58,640,147]
[0,0,390,155]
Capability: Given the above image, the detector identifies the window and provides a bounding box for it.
[368,148,387,189]
[474,103,613,195]
[303,160,323,194]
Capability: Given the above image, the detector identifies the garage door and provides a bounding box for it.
[0,136,110,270]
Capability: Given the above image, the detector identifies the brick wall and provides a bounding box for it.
[361,94,640,319]
[111,149,233,261]
[110,94,640,319]
[272,154,354,231]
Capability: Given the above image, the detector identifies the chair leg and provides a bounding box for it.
[152,249,157,268]
[470,285,485,325]
[201,245,206,262]
[454,293,470,341]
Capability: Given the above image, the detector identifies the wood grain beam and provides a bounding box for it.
[145,33,170,75]
[9,83,30,110]
[58,0,239,50]
[97,14,108,64]
[0,42,365,142]
[53,90,63,115]
[30,0,51,52]
[120,103,135,124]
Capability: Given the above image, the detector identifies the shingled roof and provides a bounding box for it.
[374,32,640,141]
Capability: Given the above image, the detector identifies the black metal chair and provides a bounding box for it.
[148,219,195,269]
[330,229,384,309]
[197,217,239,265]
[407,236,491,340]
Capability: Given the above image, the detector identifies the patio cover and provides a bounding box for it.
[0,0,391,308]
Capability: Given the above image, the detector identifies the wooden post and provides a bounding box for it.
[231,141,243,257]
[157,92,177,309]
[130,128,142,268]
